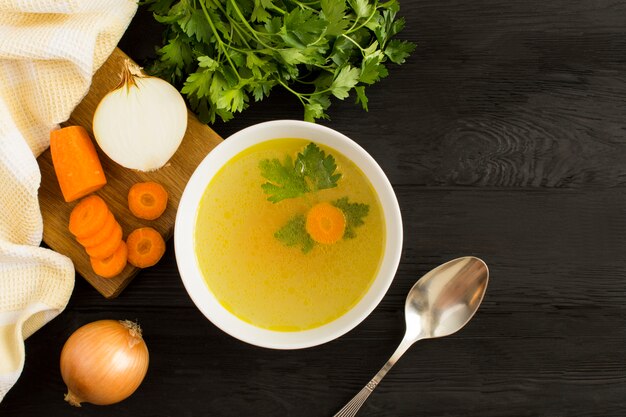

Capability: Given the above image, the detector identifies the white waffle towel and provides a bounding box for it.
[0,0,137,401]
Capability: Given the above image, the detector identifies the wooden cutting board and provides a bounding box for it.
[37,48,222,299]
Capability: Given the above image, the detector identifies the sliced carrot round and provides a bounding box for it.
[305,202,346,245]
[127,227,165,268]
[76,212,116,248]
[85,222,122,260]
[90,241,127,278]
[128,182,168,220]
[69,195,109,238]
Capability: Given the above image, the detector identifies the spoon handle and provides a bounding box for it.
[333,337,415,417]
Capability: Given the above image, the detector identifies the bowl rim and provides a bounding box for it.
[175,120,403,349]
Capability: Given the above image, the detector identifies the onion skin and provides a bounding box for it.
[60,320,149,406]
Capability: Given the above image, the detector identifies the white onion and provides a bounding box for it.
[93,61,188,171]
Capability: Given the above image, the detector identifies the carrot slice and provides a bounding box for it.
[305,202,346,245]
[126,227,165,268]
[50,126,107,202]
[90,241,127,278]
[69,195,109,238]
[128,182,168,220]
[76,212,116,248]
[85,222,122,260]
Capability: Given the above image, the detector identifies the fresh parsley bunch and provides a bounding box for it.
[145,0,415,123]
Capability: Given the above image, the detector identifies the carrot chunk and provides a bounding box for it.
[126,227,165,268]
[305,202,346,245]
[128,181,168,220]
[90,241,128,278]
[85,222,123,260]
[69,195,109,238]
[76,212,116,248]
[50,126,107,202]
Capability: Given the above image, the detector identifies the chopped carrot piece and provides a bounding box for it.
[126,227,165,268]
[85,222,122,260]
[128,182,168,220]
[50,126,107,202]
[90,241,128,278]
[77,212,116,248]
[305,202,346,245]
[69,195,109,238]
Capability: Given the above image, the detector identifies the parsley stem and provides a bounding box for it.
[277,79,308,106]
[199,1,241,81]
[346,0,380,35]
[206,0,251,47]
[206,0,255,49]
[229,27,255,52]
[379,0,397,7]
[277,74,333,96]
[289,0,316,11]
[230,21,253,49]
[341,34,365,52]
[228,0,276,48]
[268,3,287,14]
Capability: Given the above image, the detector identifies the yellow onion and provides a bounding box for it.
[60,320,149,406]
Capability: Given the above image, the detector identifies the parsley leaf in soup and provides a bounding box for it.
[275,197,370,252]
[333,197,370,239]
[274,214,315,253]
[261,143,340,202]
[260,156,309,203]
[296,143,342,192]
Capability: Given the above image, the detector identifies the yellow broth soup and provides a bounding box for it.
[194,138,385,331]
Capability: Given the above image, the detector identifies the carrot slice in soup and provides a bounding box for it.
[85,222,122,260]
[305,202,346,245]
[90,241,127,278]
[50,126,107,202]
[69,195,109,238]
[126,227,165,268]
[76,212,116,248]
[128,182,168,220]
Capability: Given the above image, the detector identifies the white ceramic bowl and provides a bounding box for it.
[175,120,403,349]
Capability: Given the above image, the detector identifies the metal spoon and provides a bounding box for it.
[334,256,489,417]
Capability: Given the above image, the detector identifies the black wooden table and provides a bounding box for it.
[2,1,625,416]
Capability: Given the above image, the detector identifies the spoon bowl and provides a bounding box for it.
[405,256,489,342]
[334,256,489,417]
